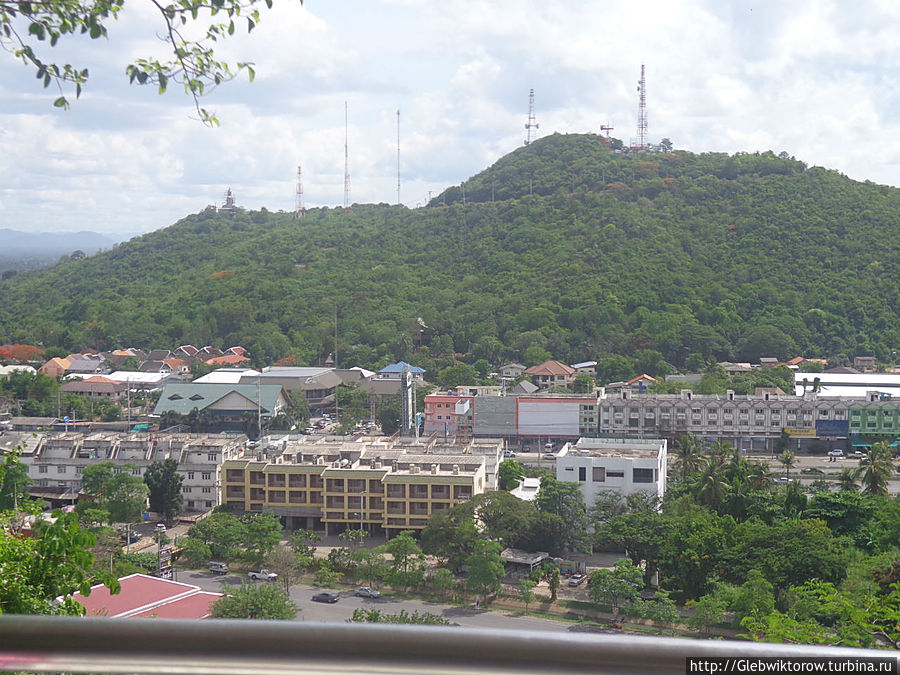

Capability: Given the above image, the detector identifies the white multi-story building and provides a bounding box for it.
[555,437,667,507]
[18,431,247,513]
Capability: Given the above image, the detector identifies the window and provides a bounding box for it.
[39,465,48,474]
[76,467,83,475]
[188,472,195,480]
[208,454,216,462]
[592,467,606,482]
[202,472,211,480]
[132,468,141,476]
[633,468,654,483]
[202,487,212,494]
[57,465,66,474]
[182,486,192,493]
[578,467,586,482]
[606,470,624,478]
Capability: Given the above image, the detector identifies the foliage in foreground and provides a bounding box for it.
[347,608,456,626]
[210,583,296,620]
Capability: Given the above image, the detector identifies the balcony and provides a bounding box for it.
[289,475,307,488]
[225,487,245,499]
[267,476,286,488]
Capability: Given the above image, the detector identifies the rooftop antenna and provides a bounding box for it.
[600,123,614,138]
[295,164,305,219]
[636,64,648,151]
[396,109,401,206]
[343,101,351,211]
[524,88,539,145]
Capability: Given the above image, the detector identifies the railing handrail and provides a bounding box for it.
[0,615,894,675]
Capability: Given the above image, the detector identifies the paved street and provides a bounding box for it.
[181,570,587,633]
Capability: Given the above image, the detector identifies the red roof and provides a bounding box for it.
[524,360,575,377]
[69,573,221,619]
[204,354,251,366]
[626,374,657,385]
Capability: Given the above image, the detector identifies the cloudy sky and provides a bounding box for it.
[2,0,900,236]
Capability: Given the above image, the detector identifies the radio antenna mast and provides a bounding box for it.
[636,65,648,151]
[295,164,305,219]
[343,101,351,211]
[396,109,401,205]
[524,88,539,145]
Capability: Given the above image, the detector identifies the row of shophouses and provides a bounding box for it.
[424,387,900,453]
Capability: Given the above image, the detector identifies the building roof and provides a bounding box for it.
[570,361,597,369]
[793,372,900,398]
[205,354,251,366]
[59,376,124,394]
[510,477,541,502]
[68,573,221,619]
[194,368,260,384]
[524,360,575,377]
[626,374,657,385]
[379,361,426,374]
[153,383,287,415]
[512,380,539,394]
[0,364,36,377]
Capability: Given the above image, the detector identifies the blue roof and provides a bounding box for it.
[379,361,425,374]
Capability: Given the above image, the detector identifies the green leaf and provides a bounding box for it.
[246,65,255,82]
[53,96,68,108]
[89,24,101,39]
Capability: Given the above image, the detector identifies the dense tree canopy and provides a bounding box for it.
[1,135,898,373]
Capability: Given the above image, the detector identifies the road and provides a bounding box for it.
[181,570,590,633]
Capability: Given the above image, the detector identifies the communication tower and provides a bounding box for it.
[635,64,648,151]
[524,88,539,145]
[600,123,614,138]
[343,101,351,211]
[396,109,401,206]
[295,165,305,218]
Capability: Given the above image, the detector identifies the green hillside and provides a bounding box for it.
[1,132,899,373]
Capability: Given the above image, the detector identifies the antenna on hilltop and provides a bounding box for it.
[295,164,305,219]
[635,64,648,151]
[343,101,351,211]
[524,88,539,145]
[396,109,401,206]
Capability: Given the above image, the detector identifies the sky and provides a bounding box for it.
[2,0,900,236]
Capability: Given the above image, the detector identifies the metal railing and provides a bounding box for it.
[0,616,895,675]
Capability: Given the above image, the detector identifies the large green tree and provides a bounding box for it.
[143,458,183,523]
[210,583,296,619]
[0,0,284,121]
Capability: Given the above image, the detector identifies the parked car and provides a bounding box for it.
[848,450,866,459]
[312,591,340,603]
[773,476,791,483]
[801,467,825,475]
[209,561,229,575]
[122,532,141,544]
[155,523,167,532]
[542,453,556,460]
[504,450,517,458]
[568,574,587,587]
[248,569,278,581]
[828,449,844,458]
[354,587,381,599]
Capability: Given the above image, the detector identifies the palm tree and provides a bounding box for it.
[674,434,703,481]
[746,461,772,491]
[778,450,796,480]
[691,456,729,511]
[860,441,893,496]
[837,467,861,492]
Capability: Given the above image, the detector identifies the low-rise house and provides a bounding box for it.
[153,383,289,432]
[570,361,597,376]
[524,360,575,389]
[853,356,877,373]
[377,362,426,382]
[68,573,223,618]
[58,376,126,400]
[498,363,526,380]
[39,357,70,378]
[205,354,251,367]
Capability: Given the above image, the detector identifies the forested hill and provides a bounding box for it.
[1,132,899,373]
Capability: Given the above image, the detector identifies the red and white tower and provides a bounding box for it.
[524,88,539,145]
[636,64,648,151]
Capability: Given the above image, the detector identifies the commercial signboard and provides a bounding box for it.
[816,419,850,438]
[785,427,816,437]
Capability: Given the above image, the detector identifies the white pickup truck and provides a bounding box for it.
[248,569,278,581]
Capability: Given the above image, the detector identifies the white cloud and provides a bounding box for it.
[2,0,900,233]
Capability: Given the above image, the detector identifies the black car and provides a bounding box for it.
[312,591,340,603]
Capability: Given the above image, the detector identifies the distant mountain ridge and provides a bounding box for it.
[0,133,898,372]
[0,229,122,272]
